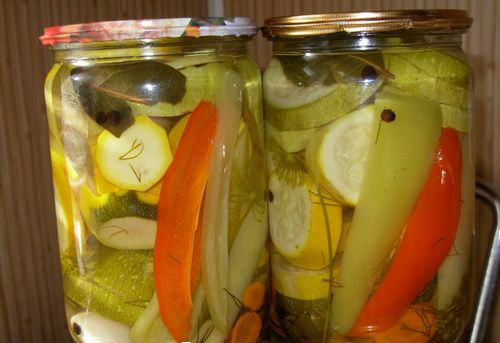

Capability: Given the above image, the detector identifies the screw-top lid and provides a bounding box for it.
[262,10,472,39]
[40,17,257,46]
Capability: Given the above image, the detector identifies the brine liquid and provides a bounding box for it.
[264,47,474,343]
[45,54,269,343]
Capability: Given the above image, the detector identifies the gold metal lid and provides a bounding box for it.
[262,10,472,39]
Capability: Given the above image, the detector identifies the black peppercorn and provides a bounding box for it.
[268,190,274,202]
[108,110,122,125]
[361,66,378,80]
[95,111,107,125]
[72,323,81,335]
[381,109,396,122]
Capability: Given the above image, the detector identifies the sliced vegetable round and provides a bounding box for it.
[62,246,154,326]
[306,105,376,205]
[268,175,342,270]
[264,59,382,131]
[243,281,266,311]
[96,217,157,250]
[271,251,337,301]
[79,187,157,232]
[96,115,172,191]
[265,81,382,131]
[230,311,262,343]
[391,50,471,86]
[384,53,470,109]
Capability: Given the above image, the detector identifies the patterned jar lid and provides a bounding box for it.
[40,17,257,46]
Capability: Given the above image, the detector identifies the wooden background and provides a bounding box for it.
[0,0,498,342]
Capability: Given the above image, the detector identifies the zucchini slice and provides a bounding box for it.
[97,217,157,250]
[305,105,376,206]
[61,246,154,326]
[96,115,172,191]
[80,188,157,227]
[79,188,158,250]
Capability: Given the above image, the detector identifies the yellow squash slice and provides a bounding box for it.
[268,175,342,270]
[96,115,172,191]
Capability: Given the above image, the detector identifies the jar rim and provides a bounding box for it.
[262,9,472,39]
[39,17,257,46]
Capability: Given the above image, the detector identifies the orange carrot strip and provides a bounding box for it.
[243,281,266,311]
[349,128,462,335]
[153,101,217,342]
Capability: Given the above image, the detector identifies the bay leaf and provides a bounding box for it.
[71,61,187,137]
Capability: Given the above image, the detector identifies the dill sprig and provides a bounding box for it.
[316,184,336,343]
[429,277,469,343]
[268,138,308,187]
[228,155,266,236]
[400,305,436,337]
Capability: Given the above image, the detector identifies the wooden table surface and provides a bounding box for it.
[0,0,498,342]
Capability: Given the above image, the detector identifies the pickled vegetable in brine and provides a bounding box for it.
[264,46,474,343]
[46,52,269,343]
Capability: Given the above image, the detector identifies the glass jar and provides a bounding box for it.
[40,18,268,343]
[262,10,474,343]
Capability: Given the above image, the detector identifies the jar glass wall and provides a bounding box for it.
[41,18,268,343]
[263,11,474,343]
